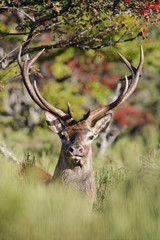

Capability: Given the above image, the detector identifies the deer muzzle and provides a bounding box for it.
[67,145,84,167]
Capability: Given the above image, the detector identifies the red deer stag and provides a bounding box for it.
[17,46,144,201]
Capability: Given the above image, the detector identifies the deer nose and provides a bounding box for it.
[68,145,84,156]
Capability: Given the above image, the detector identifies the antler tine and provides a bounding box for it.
[17,46,23,70]
[86,75,129,123]
[18,47,73,123]
[18,47,48,111]
[85,46,144,123]
[22,54,49,111]
[117,45,144,104]
[67,102,74,118]
[28,48,45,69]
[33,80,67,119]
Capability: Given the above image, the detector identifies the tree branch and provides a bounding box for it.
[0,32,29,36]
[0,6,35,22]
[32,0,72,27]
[0,142,22,164]
[0,31,141,70]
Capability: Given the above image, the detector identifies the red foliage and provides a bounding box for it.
[103,76,109,84]
[142,28,148,35]
[68,60,77,70]
[125,0,160,16]
[73,69,83,77]
[145,1,151,8]
[42,61,49,67]
[103,75,116,88]
[42,33,51,44]
[120,22,127,27]
[139,9,149,15]
[89,73,97,81]
[114,105,154,127]
[138,1,160,21]
[153,4,159,10]
[101,60,108,71]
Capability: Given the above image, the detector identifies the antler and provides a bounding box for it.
[85,45,144,123]
[17,45,144,126]
[17,46,74,125]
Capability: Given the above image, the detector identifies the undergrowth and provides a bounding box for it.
[0,124,160,239]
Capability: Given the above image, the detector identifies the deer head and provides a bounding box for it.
[17,46,144,199]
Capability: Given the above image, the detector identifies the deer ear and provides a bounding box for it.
[44,111,64,133]
[92,113,112,137]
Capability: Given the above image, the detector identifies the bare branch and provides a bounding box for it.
[0,32,29,36]
[99,7,112,22]
[0,142,22,164]
[0,6,35,22]
[0,31,41,69]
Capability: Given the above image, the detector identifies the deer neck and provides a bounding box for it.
[52,147,95,197]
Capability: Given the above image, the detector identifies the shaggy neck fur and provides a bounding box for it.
[52,147,96,199]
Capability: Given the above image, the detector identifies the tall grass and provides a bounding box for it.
[0,124,160,239]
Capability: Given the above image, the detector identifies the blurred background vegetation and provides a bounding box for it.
[0,1,160,239]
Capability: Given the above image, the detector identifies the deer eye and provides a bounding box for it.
[88,135,94,141]
[70,135,75,142]
[60,133,67,141]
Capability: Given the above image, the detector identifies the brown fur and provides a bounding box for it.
[18,164,52,183]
